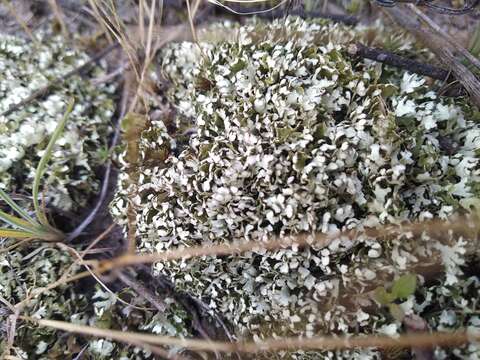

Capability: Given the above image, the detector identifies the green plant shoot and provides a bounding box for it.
[0,99,75,241]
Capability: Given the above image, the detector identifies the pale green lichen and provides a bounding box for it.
[0,30,205,360]
[0,33,114,211]
[0,241,181,358]
[111,17,480,358]
[0,33,154,359]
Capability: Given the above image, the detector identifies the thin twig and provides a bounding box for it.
[2,0,40,46]
[348,22,469,99]
[257,9,464,95]
[132,265,228,359]
[80,224,116,257]
[92,216,478,273]
[57,243,154,311]
[7,216,478,333]
[347,42,450,80]
[408,4,480,71]
[22,316,480,353]
[115,270,167,312]
[14,225,115,311]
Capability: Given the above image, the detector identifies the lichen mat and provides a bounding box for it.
[110,17,480,359]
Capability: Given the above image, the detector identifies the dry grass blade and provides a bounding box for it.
[145,0,157,61]
[186,0,202,45]
[47,0,69,38]
[138,0,146,47]
[22,317,480,353]
[408,4,480,71]
[86,0,114,43]
[88,0,140,81]
[93,216,478,273]
[115,270,166,312]
[14,224,115,311]
[127,0,160,115]
[12,216,477,315]
[2,0,40,46]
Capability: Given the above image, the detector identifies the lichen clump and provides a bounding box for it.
[0,33,114,210]
[112,18,480,358]
[0,244,174,359]
[0,34,126,359]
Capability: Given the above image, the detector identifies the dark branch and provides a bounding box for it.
[385,6,480,107]
[347,42,450,81]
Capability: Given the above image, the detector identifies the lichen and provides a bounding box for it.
[0,32,114,211]
[111,17,480,358]
[0,240,188,359]
[0,33,147,359]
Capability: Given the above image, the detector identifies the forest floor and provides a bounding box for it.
[0,0,480,359]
